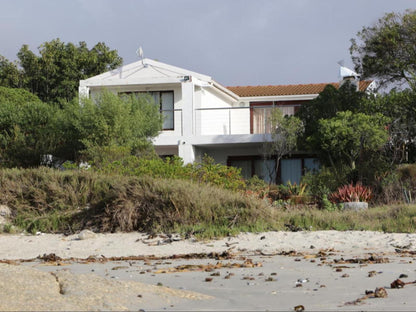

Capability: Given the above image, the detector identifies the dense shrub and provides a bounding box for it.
[0,87,58,167]
[95,155,246,192]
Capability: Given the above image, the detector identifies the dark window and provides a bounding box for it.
[228,155,319,184]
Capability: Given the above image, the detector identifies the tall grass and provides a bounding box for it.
[0,167,271,236]
[0,168,415,237]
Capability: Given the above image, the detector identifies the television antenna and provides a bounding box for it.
[337,60,359,79]
[136,46,145,66]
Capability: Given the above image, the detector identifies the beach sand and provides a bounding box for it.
[1,230,416,311]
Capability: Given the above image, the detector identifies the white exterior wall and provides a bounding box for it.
[230,107,250,134]
[197,88,249,135]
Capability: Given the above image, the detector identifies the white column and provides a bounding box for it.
[181,81,194,137]
[178,80,196,164]
[78,83,90,99]
[178,140,195,164]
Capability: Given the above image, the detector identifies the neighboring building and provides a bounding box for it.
[79,58,374,184]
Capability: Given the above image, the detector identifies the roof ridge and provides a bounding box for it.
[226,82,338,89]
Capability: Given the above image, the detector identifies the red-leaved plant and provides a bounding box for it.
[329,182,372,203]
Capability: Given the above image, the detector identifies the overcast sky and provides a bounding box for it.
[1,0,415,86]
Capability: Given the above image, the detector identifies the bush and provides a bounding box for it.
[95,154,246,192]
[301,166,349,204]
[329,182,372,203]
[0,167,271,236]
[0,87,58,167]
[187,156,246,191]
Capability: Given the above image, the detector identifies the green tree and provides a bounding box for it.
[350,9,416,90]
[0,87,57,167]
[361,89,416,163]
[317,111,389,176]
[264,108,304,183]
[56,91,162,164]
[296,81,367,146]
[0,56,21,88]
[7,39,122,103]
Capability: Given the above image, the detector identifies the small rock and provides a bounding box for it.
[78,230,96,240]
[399,274,408,278]
[0,205,11,218]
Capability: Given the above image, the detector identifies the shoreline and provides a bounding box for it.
[0,230,415,260]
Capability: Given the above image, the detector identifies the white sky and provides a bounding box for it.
[1,0,415,86]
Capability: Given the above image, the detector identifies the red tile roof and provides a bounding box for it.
[226,81,373,97]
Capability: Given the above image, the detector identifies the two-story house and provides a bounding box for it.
[79,58,374,184]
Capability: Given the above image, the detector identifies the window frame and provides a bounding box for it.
[119,90,175,131]
[249,100,305,134]
[227,154,319,184]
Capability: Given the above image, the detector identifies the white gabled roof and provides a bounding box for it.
[80,58,241,101]
[80,58,213,87]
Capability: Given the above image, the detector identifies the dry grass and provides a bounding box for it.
[0,168,415,237]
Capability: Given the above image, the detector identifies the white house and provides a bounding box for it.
[79,58,374,184]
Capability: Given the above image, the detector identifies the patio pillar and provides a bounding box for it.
[178,139,195,164]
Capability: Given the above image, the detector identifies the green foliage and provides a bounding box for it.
[0,87,58,167]
[0,56,21,88]
[0,85,41,104]
[297,81,367,146]
[96,155,189,179]
[265,108,304,176]
[321,195,341,211]
[362,90,416,163]
[317,111,389,172]
[79,91,162,157]
[51,91,162,162]
[187,156,246,191]
[301,166,347,198]
[286,181,309,196]
[246,175,269,192]
[3,39,122,103]
[96,155,246,192]
[395,164,416,204]
[350,9,416,90]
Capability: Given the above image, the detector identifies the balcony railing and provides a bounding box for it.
[160,106,288,136]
